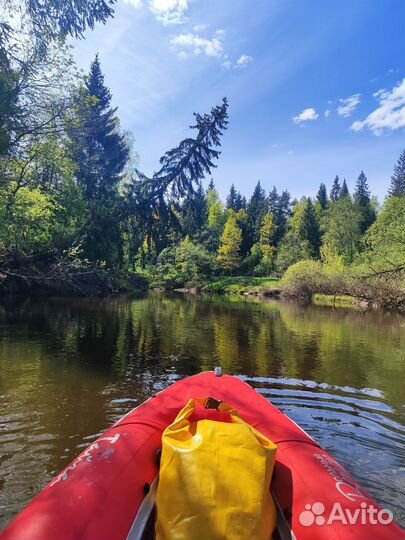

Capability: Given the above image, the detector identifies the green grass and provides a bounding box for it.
[312,294,358,308]
[201,276,282,295]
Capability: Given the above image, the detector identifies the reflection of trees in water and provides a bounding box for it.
[1,293,404,410]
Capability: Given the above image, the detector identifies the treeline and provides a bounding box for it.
[146,155,405,289]
[0,0,404,299]
[0,0,228,294]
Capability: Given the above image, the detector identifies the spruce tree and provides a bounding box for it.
[330,176,341,202]
[207,179,215,192]
[234,191,246,211]
[274,190,291,244]
[268,187,279,215]
[316,183,328,209]
[182,183,207,237]
[340,179,349,198]
[69,55,129,266]
[226,184,238,210]
[299,198,321,257]
[353,171,376,233]
[246,181,267,249]
[388,150,405,197]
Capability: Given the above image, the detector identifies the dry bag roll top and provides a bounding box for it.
[155,397,278,540]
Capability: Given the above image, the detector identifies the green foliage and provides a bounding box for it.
[151,237,218,287]
[202,276,281,294]
[322,196,362,264]
[364,196,405,280]
[217,215,242,273]
[316,183,328,209]
[330,176,341,201]
[0,184,58,253]
[353,171,376,233]
[283,260,325,297]
[388,149,405,197]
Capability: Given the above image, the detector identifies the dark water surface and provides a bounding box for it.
[0,292,404,530]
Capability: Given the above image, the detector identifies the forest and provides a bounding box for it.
[0,0,404,309]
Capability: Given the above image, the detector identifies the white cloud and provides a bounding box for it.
[215,29,226,38]
[170,32,224,58]
[324,109,331,118]
[235,54,253,68]
[122,0,143,7]
[337,94,361,117]
[293,107,319,123]
[193,24,208,33]
[222,60,232,70]
[351,78,405,135]
[149,0,188,25]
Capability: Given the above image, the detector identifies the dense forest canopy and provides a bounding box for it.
[0,0,404,297]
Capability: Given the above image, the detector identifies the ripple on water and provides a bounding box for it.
[245,376,405,527]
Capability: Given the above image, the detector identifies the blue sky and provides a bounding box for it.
[73,0,405,201]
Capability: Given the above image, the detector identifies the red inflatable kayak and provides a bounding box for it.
[1,371,404,540]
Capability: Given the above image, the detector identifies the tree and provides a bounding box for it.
[388,150,405,197]
[15,0,115,42]
[353,171,376,233]
[299,198,321,258]
[246,181,267,249]
[207,178,215,192]
[316,183,328,209]
[226,184,238,210]
[234,192,246,211]
[69,55,129,266]
[330,176,341,201]
[274,189,291,244]
[256,212,276,275]
[365,197,405,278]
[217,215,242,273]
[340,179,349,198]
[181,183,207,237]
[322,197,362,263]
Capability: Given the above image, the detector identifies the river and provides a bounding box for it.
[0,292,404,530]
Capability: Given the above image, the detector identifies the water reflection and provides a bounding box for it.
[0,293,404,529]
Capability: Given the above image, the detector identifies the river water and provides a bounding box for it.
[0,292,404,530]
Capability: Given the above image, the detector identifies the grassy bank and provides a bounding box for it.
[198,276,282,295]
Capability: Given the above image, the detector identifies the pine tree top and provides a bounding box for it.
[388,149,405,197]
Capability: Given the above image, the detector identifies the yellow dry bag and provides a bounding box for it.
[155,397,277,540]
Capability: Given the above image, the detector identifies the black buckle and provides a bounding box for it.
[204,397,222,410]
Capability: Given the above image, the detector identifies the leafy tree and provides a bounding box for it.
[316,183,328,209]
[353,171,376,233]
[276,198,316,272]
[388,150,405,197]
[340,179,349,198]
[217,215,242,273]
[322,196,362,263]
[364,196,405,278]
[0,184,58,253]
[330,175,341,202]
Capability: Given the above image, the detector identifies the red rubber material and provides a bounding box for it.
[1,372,404,540]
